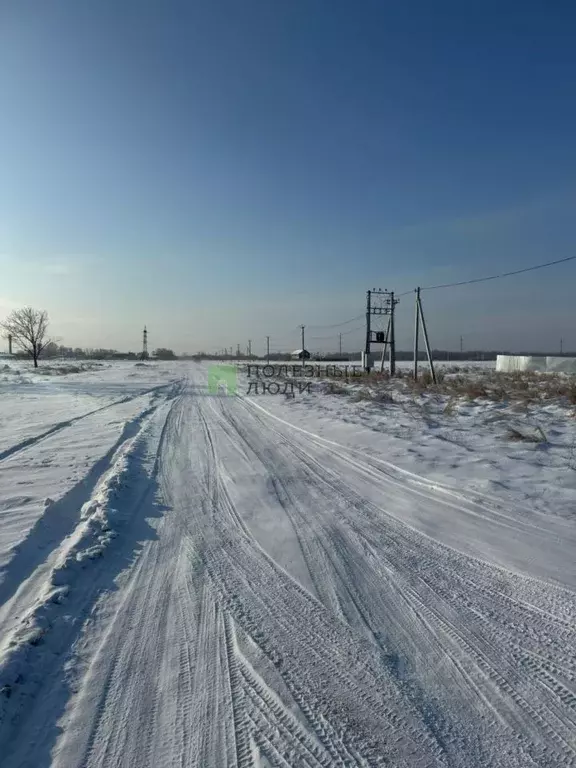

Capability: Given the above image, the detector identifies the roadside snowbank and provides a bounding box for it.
[0,402,166,734]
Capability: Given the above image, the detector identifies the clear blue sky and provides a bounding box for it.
[1,0,575,354]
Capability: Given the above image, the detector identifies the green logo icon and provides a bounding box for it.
[208,365,237,396]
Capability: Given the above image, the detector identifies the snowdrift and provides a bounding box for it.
[496,354,576,373]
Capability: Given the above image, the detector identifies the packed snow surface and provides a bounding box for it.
[0,360,575,767]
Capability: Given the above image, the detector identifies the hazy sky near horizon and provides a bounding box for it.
[1,0,576,355]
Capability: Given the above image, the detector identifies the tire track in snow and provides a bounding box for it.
[223,612,255,768]
[214,403,346,617]
[243,395,576,584]
[0,400,163,619]
[238,659,330,767]
[0,379,183,464]
[233,395,576,767]
[0,396,178,768]
[194,403,371,765]
[188,393,445,766]
[207,532,443,765]
[7,369,574,766]
[114,382,574,767]
[212,401,460,764]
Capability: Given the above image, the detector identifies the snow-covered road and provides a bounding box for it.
[1,363,575,767]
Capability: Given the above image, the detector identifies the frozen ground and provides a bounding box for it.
[0,360,575,767]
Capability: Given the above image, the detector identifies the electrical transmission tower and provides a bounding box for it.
[364,289,398,374]
[141,326,149,360]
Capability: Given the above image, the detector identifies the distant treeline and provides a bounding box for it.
[189,350,575,362]
[6,346,571,363]
[8,344,178,361]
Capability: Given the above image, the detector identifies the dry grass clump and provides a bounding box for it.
[403,369,446,394]
[325,381,350,395]
[421,371,576,405]
[551,380,576,404]
[352,388,393,403]
[325,369,391,384]
[462,381,489,400]
[352,389,372,402]
[318,365,575,408]
[372,390,394,403]
[506,425,548,443]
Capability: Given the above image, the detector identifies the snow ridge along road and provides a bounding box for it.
[0,363,575,767]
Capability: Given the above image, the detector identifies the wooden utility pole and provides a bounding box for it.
[300,325,305,366]
[339,333,342,357]
[417,291,436,384]
[379,316,391,373]
[413,288,437,383]
[414,288,420,379]
[266,336,270,364]
[389,291,396,376]
[364,291,371,372]
[248,340,252,357]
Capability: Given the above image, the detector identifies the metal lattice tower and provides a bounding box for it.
[141,326,149,360]
[364,289,399,374]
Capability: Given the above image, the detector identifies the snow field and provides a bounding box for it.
[0,360,574,767]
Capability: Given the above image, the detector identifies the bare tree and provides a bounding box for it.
[1,307,51,368]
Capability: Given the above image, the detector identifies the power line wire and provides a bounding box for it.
[310,324,365,341]
[341,324,365,336]
[399,255,576,295]
[296,314,364,331]
[263,255,576,348]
